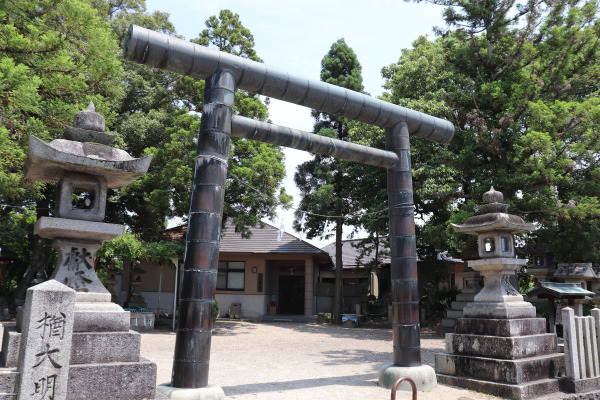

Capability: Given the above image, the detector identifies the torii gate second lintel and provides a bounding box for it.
[124,25,455,390]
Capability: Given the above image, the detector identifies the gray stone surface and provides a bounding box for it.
[378,364,437,391]
[562,377,600,394]
[0,368,18,395]
[0,326,19,368]
[437,373,561,400]
[64,127,116,145]
[446,333,558,359]
[24,135,152,189]
[55,172,107,222]
[455,317,547,336]
[435,352,564,384]
[72,102,105,132]
[34,217,124,242]
[70,331,141,364]
[157,384,225,400]
[49,238,109,296]
[556,263,596,279]
[73,302,130,332]
[66,358,156,399]
[463,300,537,319]
[17,280,76,400]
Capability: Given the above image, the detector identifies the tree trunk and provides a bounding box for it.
[14,196,51,305]
[333,218,344,324]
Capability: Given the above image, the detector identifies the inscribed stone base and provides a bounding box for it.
[66,358,156,400]
[156,383,225,400]
[438,373,561,400]
[378,364,437,391]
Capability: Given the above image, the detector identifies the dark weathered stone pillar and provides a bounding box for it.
[386,121,421,367]
[172,69,235,388]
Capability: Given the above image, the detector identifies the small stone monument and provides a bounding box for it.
[16,280,76,400]
[0,103,157,399]
[436,187,565,399]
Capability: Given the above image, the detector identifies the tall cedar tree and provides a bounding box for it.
[294,39,364,324]
[375,0,600,268]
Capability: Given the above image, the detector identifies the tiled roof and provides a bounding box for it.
[162,222,327,255]
[321,239,391,268]
[320,239,463,268]
[528,281,595,298]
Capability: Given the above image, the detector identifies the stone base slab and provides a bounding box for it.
[67,358,157,399]
[0,368,18,395]
[455,317,547,336]
[463,301,536,319]
[34,216,124,241]
[446,332,558,359]
[378,364,437,391]
[71,331,141,364]
[436,352,565,384]
[561,376,600,394]
[437,373,561,400]
[74,302,130,332]
[157,383,225,400]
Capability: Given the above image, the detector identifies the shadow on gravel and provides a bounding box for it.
[316,348,390,366]
[221,372,378,396]
[213,320,258,336]
[267,322,394,341]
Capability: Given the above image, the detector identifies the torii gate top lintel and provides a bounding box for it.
[123,24,454,390]
[124,25,454,145]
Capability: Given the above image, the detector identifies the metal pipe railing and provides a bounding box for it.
[231,116,398,169]
[124,25,454,145]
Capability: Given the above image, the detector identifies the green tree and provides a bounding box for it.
[381,0,600,265]
[294,39,364,324]
[108,8,289,241]
[0,0,124,300]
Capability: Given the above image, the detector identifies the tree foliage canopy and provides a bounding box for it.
[379,0,600,263]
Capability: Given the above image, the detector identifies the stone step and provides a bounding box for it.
[2,329,142,366]
[67,358,157,400]
[71,331,141,364]
[437,373,561,400]
[445,309,464,319]
[0,327,18,368]
[455,317,547,337]
[436,325,455,336]
[450,301,470,310]
[441,318,456,328]
[0,368,18,399]
[445,333,559,359]
[456,293,478,302]
[435,352,565,385]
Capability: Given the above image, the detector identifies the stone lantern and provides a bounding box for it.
[450,187,538,319]
[13,102,158,399]
[436,187,565,400]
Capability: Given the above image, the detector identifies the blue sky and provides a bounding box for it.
[144,0,446,246]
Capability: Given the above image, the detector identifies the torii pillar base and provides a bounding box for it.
[378,364,437,391]
[157,383,225,400]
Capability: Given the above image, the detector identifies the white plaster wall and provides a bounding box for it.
[215,294,268,319]
[139,291,176,314]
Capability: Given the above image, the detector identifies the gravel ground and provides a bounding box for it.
[141,320,502,400]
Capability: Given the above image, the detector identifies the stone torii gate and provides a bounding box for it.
[124,25,454,398]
